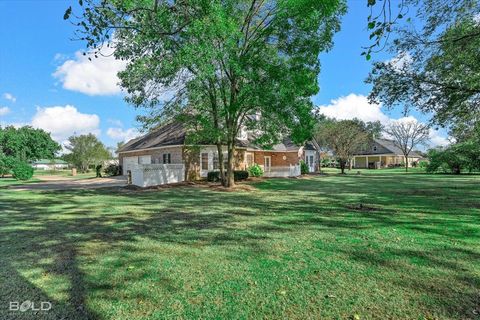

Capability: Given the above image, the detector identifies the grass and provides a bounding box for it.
[33,169,97,179]
[0,172,479,319]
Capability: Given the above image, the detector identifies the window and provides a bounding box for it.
[201,153,209,170]
[162,153,171,164]
[246,153,253,167]
[373,146,377,152]
[212,152,227,170]
[213,153,219,170]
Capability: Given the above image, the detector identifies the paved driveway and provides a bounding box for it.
[8,176,127,191]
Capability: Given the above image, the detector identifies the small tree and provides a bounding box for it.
[64,134,111,173]
[315,119,371,174]
[385,120,429,172]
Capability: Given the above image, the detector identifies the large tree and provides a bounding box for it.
[66,0,346,187]
[315,118,372,174]
[64,134,111,173]
[384,120,429,172]
[0,126,60,161]
[365,0,480,137]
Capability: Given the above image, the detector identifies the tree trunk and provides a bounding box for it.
[216,144,226,186]
[404,155,408,173]
[340,159,346,174]
[226,142,235,188]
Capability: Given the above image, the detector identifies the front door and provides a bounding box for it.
[264,156,271,172]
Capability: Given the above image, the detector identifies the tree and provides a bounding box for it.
[366,0,480,137]
[315,118,371,174]
[384,120,429,172]
[64,134,111,173]
[67,0,346,187]
[0,150,15,178]
[0,126,60,161]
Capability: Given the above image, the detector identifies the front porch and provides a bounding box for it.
[353,154,403,169]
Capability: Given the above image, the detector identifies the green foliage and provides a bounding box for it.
[0,126,60,161]
[300,160,309,174]
[69,0,346,186]
[0,152,15,177]
[12,161,34,181]
[426,140,480,174]
[248,164,264,177]
[419,160,429,169]
[104,164,120,176]
[207,170,249,182]
[315,118,371,174]
[366,1,479,137]
[64,134,111,173]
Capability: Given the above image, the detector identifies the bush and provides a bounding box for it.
[207,170,249,182]
[12,161,34,180]
[234,170,249,181]
[104,164,121,176]
[207,171,221,182]
[248,164,263,177]
[419,160,428,169]
[300,160,309,174]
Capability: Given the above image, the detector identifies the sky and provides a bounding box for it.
[0,0,449,151]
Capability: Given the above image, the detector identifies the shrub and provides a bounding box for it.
[207,170,249,182]
[248,164,263,177]
[104,164,120,176]
[12,161,34,180]
[419,160,428,169]
[0,154,15,177]
[300,160,309,174]
[207,171,221,182]
[234,170,249,181]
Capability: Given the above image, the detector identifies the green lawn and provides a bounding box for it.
[0,172,479,319]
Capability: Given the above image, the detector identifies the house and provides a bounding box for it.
[32,159,69,170]
[118,121,319,180]
[352,138,422,169]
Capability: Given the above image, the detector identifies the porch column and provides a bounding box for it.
[366,156,369,168]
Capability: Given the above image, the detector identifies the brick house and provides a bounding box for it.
[118,121,319,179]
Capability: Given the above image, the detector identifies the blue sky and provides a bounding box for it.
[0,0,448,149]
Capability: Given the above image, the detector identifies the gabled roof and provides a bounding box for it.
[118,121,315,153]
[118,121,186,153]
[354,138,422,157]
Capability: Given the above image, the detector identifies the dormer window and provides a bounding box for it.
[373,146,377,152]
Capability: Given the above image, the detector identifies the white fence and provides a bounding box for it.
[263,165,301,178]
[131,164,185,187]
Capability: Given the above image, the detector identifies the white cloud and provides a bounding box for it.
[316,94,449,147]
[0,106,10,116]
[3,93,16,103]
[317,93,390,123]
[107,127,140,143]
[53,46,127,96]
[31,105,100,141]
[386,52,412,71]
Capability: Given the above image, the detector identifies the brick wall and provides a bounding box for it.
[252,151,300,167]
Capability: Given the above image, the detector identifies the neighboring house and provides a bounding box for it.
[118,121,319,179]
[32,159,69,170]
[352,139,422,169]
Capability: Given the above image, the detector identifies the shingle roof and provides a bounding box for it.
[354,138,422,157]
[118,121,186,152]
[118,121,311,153]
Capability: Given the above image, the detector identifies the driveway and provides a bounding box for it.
[8,176,127,191]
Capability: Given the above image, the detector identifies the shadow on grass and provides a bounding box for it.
[0,174,479,318]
